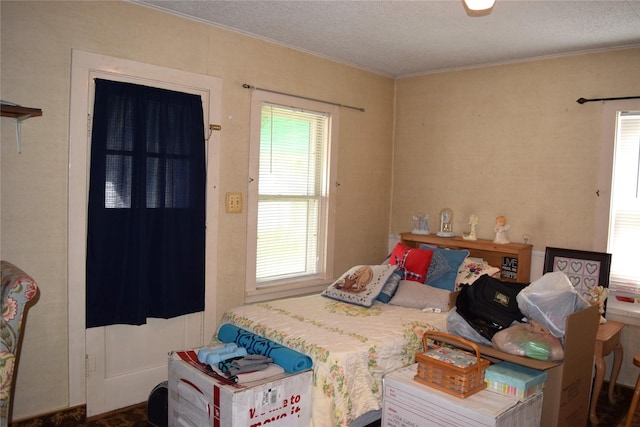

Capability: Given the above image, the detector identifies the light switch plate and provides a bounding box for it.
[225,192,242,213]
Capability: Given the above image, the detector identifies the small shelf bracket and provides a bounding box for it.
[14,115,31,153]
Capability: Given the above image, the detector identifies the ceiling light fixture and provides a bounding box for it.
[463,0,496,10]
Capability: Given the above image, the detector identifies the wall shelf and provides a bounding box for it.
[1,104,43,119]
[1,104,43,153]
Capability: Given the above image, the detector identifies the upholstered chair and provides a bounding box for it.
[1,261,39,427]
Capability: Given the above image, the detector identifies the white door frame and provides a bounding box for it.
[68,49,220,409]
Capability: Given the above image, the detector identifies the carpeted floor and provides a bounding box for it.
[10,382,640,426]
[9,403,149,427]
[83,403,149,427]
[589,382,637,427]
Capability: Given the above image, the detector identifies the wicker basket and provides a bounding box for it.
[414,331,490,398]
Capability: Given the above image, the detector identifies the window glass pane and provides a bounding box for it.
[164,157,191,208]
[256,199,319,282]
[105,103,134,152]
[147,157,160,208]
[105,154,131,208]
[145,156,192,208]
[259,104,326,197]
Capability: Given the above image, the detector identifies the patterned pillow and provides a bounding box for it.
[455,257,500,290]
[388,243,433,283]
[420,246,469,291]
[376,269,403,303]
[322,264,397,307]
[424,250,451,284]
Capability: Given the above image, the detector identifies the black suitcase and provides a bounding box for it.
[147,381,168,427]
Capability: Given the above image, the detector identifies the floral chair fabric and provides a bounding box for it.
[1,261,38,427]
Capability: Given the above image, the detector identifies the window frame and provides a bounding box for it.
[596,99,640,318]
[245,90,339,303]
[608,110,640,287]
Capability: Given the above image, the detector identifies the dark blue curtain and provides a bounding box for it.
[86,79,206,327]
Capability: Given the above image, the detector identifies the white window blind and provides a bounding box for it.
[256,103,329,284]
[609,112,640,291]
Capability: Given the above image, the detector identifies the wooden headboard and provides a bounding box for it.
[400,232,533,283]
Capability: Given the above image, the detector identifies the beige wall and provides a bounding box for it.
[0,1,394,419]
[392,48,640,252]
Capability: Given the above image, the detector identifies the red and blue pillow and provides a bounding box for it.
[388,243,433,283]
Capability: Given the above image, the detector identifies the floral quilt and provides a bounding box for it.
[218,294,448,427]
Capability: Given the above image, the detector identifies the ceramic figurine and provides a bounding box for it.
[587,285,609,324]
[412,214,430,235]
[463,214,479,240]
[493,215,510,244]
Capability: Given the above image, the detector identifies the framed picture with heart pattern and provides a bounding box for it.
[543,247,612,313]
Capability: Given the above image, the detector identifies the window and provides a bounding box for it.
[246,91,339,301]
[608,111,640,293]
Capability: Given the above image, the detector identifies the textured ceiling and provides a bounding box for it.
[132,0,640,77]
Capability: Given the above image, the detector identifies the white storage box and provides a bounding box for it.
[382,364,542,427]
[168,349,312,427]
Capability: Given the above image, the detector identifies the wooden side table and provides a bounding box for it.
[590,319,625,425]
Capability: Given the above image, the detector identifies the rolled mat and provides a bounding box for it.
[217,323,313,373]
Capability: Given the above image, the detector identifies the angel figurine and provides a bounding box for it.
[462,214,479,240]
[412,214,430,235]
[586,284,609,324]
[493,215,510,244]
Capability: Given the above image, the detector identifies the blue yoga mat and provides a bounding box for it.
[217,324,313,373]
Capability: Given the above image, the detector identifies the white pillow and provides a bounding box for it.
[389,280,456,312]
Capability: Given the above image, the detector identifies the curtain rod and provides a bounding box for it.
[576,96,640,104]
[242,84,365,112]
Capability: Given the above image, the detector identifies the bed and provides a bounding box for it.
[216,233,534,427]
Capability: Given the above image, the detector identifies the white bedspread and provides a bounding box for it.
[218,293,448,427]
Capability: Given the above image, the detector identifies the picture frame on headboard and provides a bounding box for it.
[543,247,612,309]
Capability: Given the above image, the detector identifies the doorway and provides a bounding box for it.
[68,50,221,415]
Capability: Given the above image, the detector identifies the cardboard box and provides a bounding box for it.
[484,361,547,400]
[168,350,312,427]
[452,303,599,427]
[383,364,543,427]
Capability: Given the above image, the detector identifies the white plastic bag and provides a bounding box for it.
[446,307,492,346]
[516,271,590,339]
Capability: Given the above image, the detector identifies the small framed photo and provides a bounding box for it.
[543,247,611,306]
